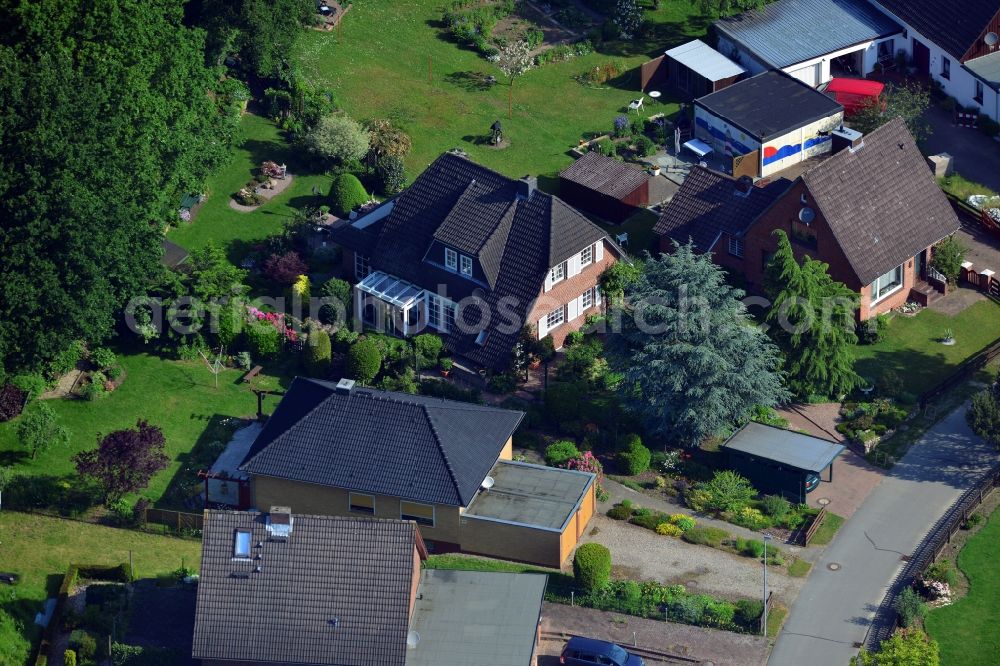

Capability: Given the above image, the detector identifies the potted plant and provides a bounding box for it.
[650,165,662,176]
[940,328,956,346]
[528,355,542,370]
[439,357,453,377]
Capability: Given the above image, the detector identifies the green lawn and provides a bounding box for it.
[0,511,203,666]
[296,0,712,181]
[807,512,845,547]
[852,299,1000,388]
[0,350,288,510]
[167,114,333,256]
[925,505,1000,664]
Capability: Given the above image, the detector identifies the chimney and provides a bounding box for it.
[734,175,754,197]
[517,175,537,199]
[831,125,864,154]
[266,506,293,540]
[335,378,356,395]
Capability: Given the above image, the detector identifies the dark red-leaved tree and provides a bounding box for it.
[73,420,169,503]
[264,251,308,285]
[0,384,27,422]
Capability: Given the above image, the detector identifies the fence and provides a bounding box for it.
[143,507,204,533]
[759,590,775,634]
[802,506,828,546]
[918,336,1000,408]
[863,463,1000,652]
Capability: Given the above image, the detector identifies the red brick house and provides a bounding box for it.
[330,151,624,369]
[654,118,961,319]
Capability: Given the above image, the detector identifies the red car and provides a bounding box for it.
[824,78,885,116]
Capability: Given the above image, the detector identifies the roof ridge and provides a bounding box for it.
[239,379,336,471]
[421,404,462,502]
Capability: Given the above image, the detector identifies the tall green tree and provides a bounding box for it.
[0,0,237,372]
[199,0,314,78]
[16,402,70,459]
[609,243,789,447]
[765,230,860,399]
[852,83,931,143]
[698,0,768,17]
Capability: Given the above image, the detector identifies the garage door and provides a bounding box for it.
[787,63,821,87]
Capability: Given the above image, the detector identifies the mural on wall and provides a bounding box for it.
[762,135,832,166]
[695,116,755,155]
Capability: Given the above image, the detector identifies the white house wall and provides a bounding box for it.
[760,112,844,177]
[716,33,900,88]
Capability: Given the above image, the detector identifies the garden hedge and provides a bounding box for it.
[573,543,611,592]
[305,329,332,377]
[545,440,580,467]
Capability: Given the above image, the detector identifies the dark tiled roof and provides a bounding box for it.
[715,0,900,69]
[193,511,417,665]
[328,217,380,256]
[798,118,961,285]
[559,151,650,199]
[350,152,613,369]
[695,70,843,142]
[653,166,791,250]
[873,0,999,60]
[240,378,524,506]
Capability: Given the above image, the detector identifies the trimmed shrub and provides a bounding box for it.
[666,595,704,624]
[346,338,382,384]
[925,560,958,587]
[682,526,729,548]
[246,320,281,358]
[606,502,633,520]
[305,329,332,377]
[634,134,656,157]
[375,155,406,194]
[656,522,683,537]
[90,347,117,371]
[733,506,769,531]
[629,509,668,531]
[64,650,77,666]
[545,440,580,467]
[669,514,696,531]
[573,543,612,592]
[414,334,443,368]
[616,434,651,475]
[737,538,765,558]
[330,173,369,216]
[761,494,791,520]
[735,598,764,627]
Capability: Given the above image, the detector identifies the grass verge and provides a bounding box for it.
[787,559,812,578]
[808,513,845,547]
[766,604,788,638]
[925,504,1000,664]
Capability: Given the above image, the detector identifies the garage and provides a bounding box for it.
[720,422,845,504]
[788,62,821,87]
[693,70,844,177]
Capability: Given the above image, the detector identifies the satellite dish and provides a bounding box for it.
[798,207,815,224]
[407,631,421,648]
[986,32,999,47]
[481,476,495,490]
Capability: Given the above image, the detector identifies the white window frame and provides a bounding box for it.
[550,261,567,284]
[354,254,371,280]
[349,492,375,515]
[546,305,565,330]
[443,302,456,332]
[728,236,744,258]
[233,529,252,559]
[941,57,950,80]
[400,500,435,527]
[426,293,441,329]
[871,264,904,304]
[460,254,473,276]
[581,288,594,311]
[974,80,984,104]
[580,244,594,268]
[444,248,458,271]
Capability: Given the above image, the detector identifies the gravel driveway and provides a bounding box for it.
[579,515,803,603]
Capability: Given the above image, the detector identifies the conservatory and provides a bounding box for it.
[354,270,426,336]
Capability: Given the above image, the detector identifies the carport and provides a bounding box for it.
[721,422,845,503]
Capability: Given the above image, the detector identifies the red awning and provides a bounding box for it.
[825,78,884,115]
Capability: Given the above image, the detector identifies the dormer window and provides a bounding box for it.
[445,248,458,270]
[460,255,473,276]
[580,245,594,268]
[550,261,567,284]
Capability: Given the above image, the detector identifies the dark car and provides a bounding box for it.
[560,636,644,666]
[805,473,821,493]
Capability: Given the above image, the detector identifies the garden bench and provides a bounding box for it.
[242,365,263,383]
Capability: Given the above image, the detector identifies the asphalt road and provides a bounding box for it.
[768,403,997,666]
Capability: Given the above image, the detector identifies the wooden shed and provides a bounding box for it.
[558,151,650,224]
[664,40,745,98]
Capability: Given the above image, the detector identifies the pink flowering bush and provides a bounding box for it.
[247,306,299,343]
[565,451,607,498]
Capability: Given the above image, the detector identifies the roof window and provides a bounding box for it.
[234,529,252,558]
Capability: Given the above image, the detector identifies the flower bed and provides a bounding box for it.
[836,398,912,453]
